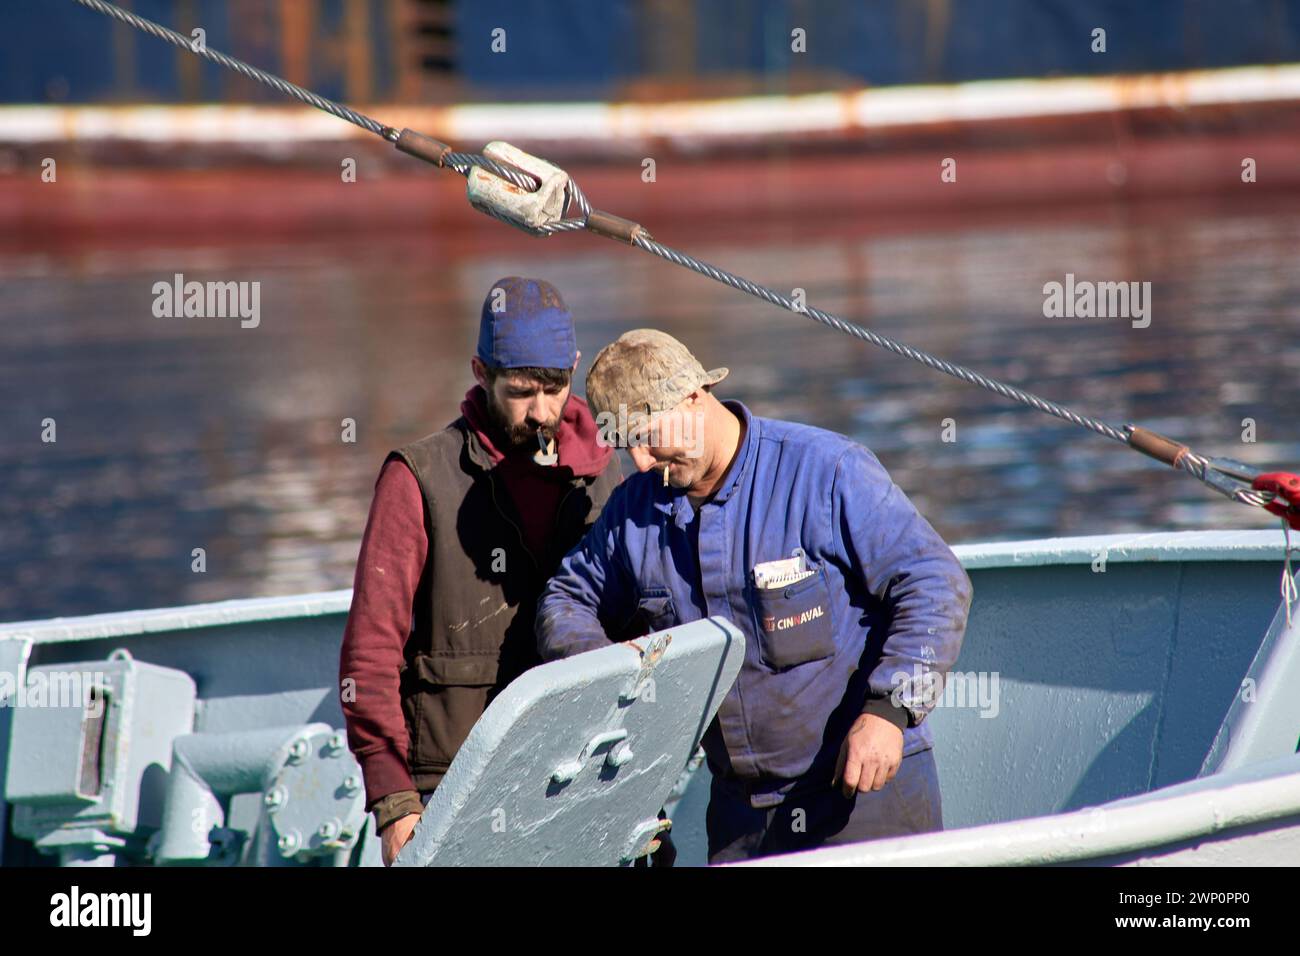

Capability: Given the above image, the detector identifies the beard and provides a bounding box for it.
[487,393,566,450]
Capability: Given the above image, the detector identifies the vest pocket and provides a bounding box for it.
[404,652,500,771]
[412,652,500,686]
[751,566,836,670]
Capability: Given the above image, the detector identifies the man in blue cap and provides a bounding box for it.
[339,277,622,865]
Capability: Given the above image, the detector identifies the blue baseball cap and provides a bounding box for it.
[476,277,577,370]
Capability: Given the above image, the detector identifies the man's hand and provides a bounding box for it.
[381,812,421,867]
[833,713,904,798]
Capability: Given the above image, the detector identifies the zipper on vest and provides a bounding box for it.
[487,472,540,573]
[553,484,580,537]
[554,480,600,566]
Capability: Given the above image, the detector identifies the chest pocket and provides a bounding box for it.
[751,564,836,670]
[621,586,677,639]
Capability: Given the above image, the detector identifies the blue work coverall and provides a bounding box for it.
[536,401,973,861]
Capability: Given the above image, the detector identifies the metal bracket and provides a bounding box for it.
[619,631,673,704]
[621,816,673,864]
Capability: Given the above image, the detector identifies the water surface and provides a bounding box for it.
[3,195,1298,620]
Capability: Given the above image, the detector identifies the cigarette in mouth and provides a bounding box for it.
[663,464,670,487]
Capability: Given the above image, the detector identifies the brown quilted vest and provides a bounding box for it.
[390,418,620,792]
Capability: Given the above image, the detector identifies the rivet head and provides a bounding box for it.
[318,820,339,840]
[277,831,300,855]
[288,739,310,763]
[264,786,287,811]
[343,775,361,794]
[329,732,347,753]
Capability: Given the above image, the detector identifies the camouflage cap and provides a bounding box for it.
[586,329,728,438]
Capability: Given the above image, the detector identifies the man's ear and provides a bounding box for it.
[571,350,581,373]
[471,356,490,390]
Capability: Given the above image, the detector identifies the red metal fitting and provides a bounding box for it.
[1252,472,1300,530]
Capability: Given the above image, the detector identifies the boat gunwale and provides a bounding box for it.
[734,752,1300,868]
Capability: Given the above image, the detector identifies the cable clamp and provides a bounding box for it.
[466,141,569,235]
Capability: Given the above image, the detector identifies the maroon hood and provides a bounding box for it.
[460,385,612,478]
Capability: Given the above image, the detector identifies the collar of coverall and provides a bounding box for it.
[652,400,756,529]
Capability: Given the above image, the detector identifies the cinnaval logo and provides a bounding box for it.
[49,886,151,936]
[762,605,824,632]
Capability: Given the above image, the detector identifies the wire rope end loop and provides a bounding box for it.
[393,128,452,166]
[1124,424,1190,469]
[1252,472,1300,530]
[585,209,651,245]
[466,141,569,235]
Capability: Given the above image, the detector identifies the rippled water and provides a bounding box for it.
[3,194,1299,621]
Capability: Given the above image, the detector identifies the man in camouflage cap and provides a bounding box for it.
[537,328,972,863]
[584,328,730,490]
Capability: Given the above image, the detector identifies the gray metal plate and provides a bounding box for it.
[394,617,743,867]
